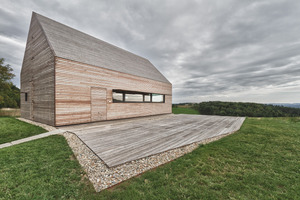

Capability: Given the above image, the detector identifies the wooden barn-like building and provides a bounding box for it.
[21,12,172,126]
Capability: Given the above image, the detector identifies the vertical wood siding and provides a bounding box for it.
[55,57,172,126]
[20,14,55,126]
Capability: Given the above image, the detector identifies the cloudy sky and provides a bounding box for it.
[1,0,300,103]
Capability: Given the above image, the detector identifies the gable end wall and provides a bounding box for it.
[20,14,55,126]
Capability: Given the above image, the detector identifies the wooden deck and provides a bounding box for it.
[63,114,245,167]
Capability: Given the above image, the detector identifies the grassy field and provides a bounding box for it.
[0,117,46,144]
[172,107,199,114]
[0,117,299,199]
[0,136,90,199]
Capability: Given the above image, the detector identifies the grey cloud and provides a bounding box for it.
[1,0,300,103]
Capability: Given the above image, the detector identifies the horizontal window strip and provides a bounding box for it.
[112,90,165,103]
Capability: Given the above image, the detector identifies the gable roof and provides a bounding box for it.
[33,12,170,84]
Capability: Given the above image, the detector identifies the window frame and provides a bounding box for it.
[112,90,165,103]
[112,91,124,102]
[152,93,165,103]
[124,93,144,103]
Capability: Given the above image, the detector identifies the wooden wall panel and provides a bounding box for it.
[56,84,91,125]
[91,87,107,122]
[20,14,55,126]
[55,57,172,126]
[107,95,172,120]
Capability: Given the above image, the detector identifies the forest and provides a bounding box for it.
[175,101,300,117]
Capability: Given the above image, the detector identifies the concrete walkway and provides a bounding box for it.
[0,129,65,149]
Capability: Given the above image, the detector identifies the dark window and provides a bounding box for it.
[112,92,123,102]
[112,90,165,103]
[125,93,143,102]
[152,94,164,103]
[144,94,151,102]
[25,93,28,102]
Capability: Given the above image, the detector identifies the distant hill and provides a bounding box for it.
[270,103,300,109]
[191,101,300,117]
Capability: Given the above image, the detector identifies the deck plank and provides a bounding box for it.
[66,114,245,167]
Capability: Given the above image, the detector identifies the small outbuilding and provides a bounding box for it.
[21,12,172,126]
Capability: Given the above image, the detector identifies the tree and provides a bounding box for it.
[0,58,15,83]
[194,101,300,117]
[0,58,20,108]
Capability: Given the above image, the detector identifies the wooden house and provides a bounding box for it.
[21,12,172,126]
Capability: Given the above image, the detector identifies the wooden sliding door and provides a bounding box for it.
[91,87,107,121]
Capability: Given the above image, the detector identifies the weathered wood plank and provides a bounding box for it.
[55,57,172,126]
[65,114,245,167]
[91,87,107,121]
[20,13,55,126]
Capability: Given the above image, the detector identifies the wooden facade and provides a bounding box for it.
[20,14,55,126]
[21,12,172,126]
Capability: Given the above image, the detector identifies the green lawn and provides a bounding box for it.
[0,117,47,144]
[172,107,199,114]
[0,136,90,199]
[0,117,299,199]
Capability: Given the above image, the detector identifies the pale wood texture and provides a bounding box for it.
[35,12,170,84]
[21,12,172,127]
[63,114,246,167]
[91,87,107,121]
[55,58,172,126]
[20,13,55,126]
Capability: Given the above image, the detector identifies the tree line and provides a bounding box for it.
[190,101,300,117]
[0,58,20,108]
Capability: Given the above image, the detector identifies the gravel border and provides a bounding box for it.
[63,130,236,192]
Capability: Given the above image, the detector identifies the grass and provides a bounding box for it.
[0,135,90,199]
[0,117,46,144]
[0,117,299,199]
[172,107,199,114]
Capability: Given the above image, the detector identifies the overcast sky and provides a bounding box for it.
[1,0,300,103]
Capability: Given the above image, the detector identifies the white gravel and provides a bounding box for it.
[62,131,235,192]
